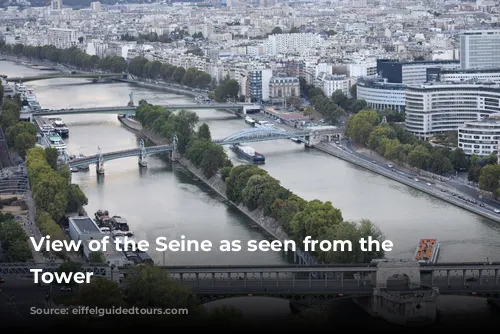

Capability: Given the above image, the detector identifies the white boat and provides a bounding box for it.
[245,116,256,126]
[41,132,67,157]
[255,120,274,128]
[49,118,69,138]
[14,83,26,95]
[24,88,41,110]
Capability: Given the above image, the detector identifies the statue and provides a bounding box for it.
[127,91,134,107]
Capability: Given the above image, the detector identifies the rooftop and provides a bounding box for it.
[69,216,101,234]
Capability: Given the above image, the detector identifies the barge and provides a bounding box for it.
[230,144,265,164]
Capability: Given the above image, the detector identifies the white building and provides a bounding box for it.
[405,82,500,139]
[90,1,101,11]
[460,30,500,70]
[264,33,323,56]
[357,77,406,112]
[47,28,78,49]
[457,115,500,156]
[268,74,300,104]
[428,67,500,84]
[315,73,349,97]
[86,40,107,58]
[50,0,61,10]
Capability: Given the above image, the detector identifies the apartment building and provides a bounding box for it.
[268,74,300,104]
[47,28,79,49]
[247,68,273,102]
[263,33,323,56]
[457,115,500,156]
[315,73,349,97]
[460,30,500,70]
[405,82,500,139]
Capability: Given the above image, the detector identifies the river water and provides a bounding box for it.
[1,61,499,324]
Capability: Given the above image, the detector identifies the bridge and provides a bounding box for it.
[67,127,343,172]
[32,103,259,116]
[5,73,125,82]
[1,262,499,297]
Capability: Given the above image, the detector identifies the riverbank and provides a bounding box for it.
[314,142,500,224]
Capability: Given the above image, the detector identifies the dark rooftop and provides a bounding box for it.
[69,216,101,233]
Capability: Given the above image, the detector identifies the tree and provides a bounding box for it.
[225,165,268,204]
[350,83,357,99]
[66,184,88,213]
[197,123,211,140]
[479,164,500,193]
[123,265,199,310]
[289,200,343,245]
[45,147,59,170]
[173,67,186,83]
[449,148,469,171]
[73,278,124,307]
[88,251,106,263]
[214,79,239,102]
[318,219,385,263]
[270,27,283,34]
[14,132,36,159]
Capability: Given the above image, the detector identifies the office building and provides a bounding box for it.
[426,67,500,84]
[405,82,500,139]
[377,59,460,85]
[357,77,406,112]
[315,73,349,97]
[460,30,500,70]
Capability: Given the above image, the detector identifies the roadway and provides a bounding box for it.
[339,140,500,219]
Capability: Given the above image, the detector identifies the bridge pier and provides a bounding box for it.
[96,147,105,174]
[355,260,437,327]
[138,139,148,167]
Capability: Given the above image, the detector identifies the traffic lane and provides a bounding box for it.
[339,142,500,215]
[343,141,500,210]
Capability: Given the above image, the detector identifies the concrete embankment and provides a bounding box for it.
[117,116,143,132]
[315,142,500,224]
[117,79,198,98]
[121,119,315,264]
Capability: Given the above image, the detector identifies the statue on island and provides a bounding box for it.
[127,91,134,107]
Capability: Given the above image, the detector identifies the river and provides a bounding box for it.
[1,60,499,325]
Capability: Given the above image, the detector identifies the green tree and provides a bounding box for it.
[45,147,59,170]
[197,123,211,140]
[14,132,36,159]
[73,278,124,307]
[271,27,283,34]
[173,66,186,83]
[123,265,199,310]
[318,219,385,263]
[290,200,343,244]
[449,148,469,171]
[66,184,88,213]
[88,251,106,263]
[225,165,268,203]
[199,144,229,178]
[479,164,500,193]
[407,145,430,169]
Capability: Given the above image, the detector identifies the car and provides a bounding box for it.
[466,276,477,282]
[480,203,485,207]
[388,164,393,168]
[494,209,500,213]
[426,182,432,186]
[60,286,72,292]
[0,277,5,284]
